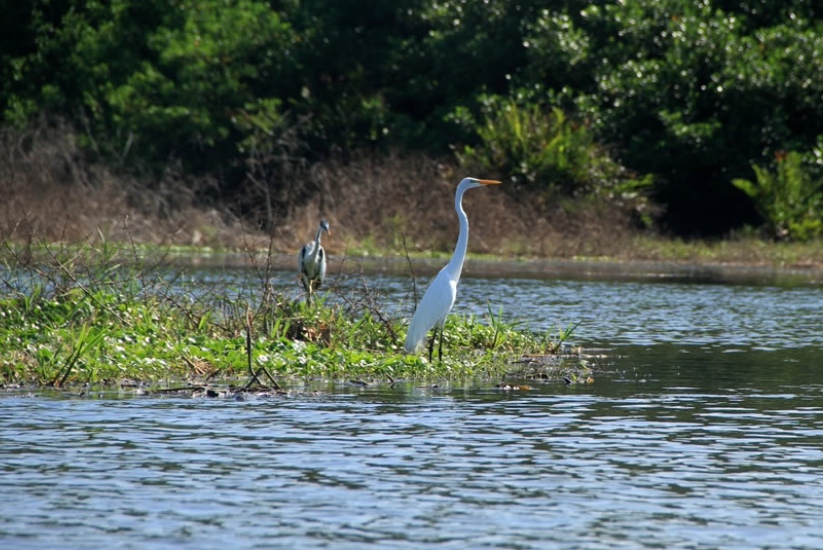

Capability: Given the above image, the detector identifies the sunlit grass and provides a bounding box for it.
[625,234,823,267]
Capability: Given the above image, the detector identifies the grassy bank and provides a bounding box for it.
[0,241,588,392]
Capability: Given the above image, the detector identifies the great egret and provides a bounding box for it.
[404,177,501,361]
[299,220,331,301]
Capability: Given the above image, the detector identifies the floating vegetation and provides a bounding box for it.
[0,239,590,392]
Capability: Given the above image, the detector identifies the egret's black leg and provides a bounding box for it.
[437,328,444,363]
[427,327,437,362]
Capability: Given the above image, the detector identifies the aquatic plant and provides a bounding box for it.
[0,238,585,391]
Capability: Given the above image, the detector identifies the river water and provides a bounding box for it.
[2,264,822,549]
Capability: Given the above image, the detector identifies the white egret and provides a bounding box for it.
[299,220,331,301]
[404,177,501,361]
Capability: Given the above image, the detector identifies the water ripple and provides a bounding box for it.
[162,267,823,349]
[3,380,823,549]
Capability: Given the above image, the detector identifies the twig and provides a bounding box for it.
[150,385,207,394]
[242,305,282,391]
[402,233,418,309]
[243,306,263,389]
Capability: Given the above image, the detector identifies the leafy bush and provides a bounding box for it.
[732,150,823,241]
[452,94,652,218]
[5,0,298,178]
[573,1,823,233]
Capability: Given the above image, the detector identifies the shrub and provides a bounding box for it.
[574,1,823,234]
[452,94,653,222]
[732,150,823,241]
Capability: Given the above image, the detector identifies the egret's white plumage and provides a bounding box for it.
[405,177,501,360]
[299,220,330,298]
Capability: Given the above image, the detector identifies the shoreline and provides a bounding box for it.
[170,252,823,286]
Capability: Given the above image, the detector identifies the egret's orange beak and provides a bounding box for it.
[477,179,502,185]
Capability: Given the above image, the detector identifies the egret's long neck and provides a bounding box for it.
[445,184,470,277]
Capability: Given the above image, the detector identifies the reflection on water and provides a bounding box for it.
[2,268,823,548]
[457,277,823,349]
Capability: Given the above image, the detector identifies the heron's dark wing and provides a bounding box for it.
[299,244,311,272]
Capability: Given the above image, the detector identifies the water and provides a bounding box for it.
[2,268,823,549]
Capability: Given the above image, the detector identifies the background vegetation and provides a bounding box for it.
[2,0,823,242]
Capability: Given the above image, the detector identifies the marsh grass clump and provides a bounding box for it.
[0,238,584,391]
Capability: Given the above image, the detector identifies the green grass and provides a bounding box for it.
[0,240,588,391]
[625,234,823,267]
[343,230,823,270]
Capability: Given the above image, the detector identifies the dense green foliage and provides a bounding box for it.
[2,0,823,236]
